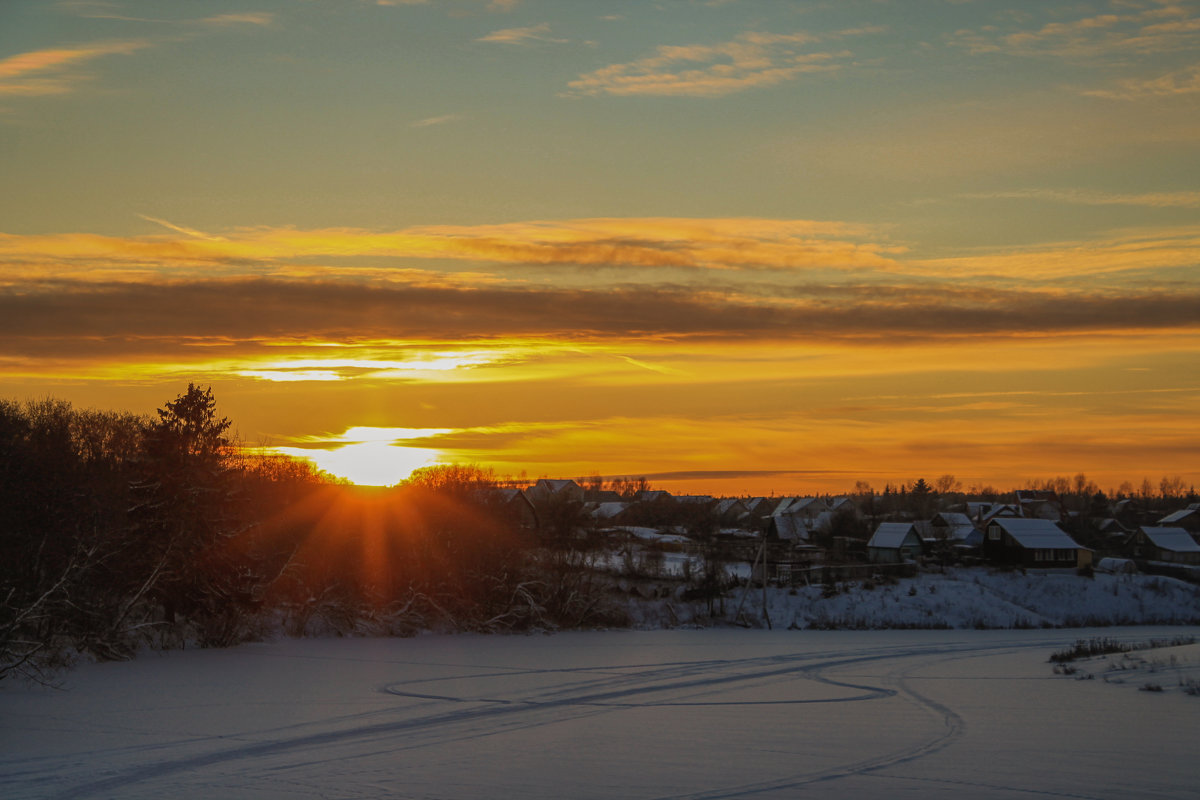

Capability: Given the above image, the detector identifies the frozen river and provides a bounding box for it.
[3,628,1198,799]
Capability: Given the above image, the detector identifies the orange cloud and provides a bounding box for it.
[952,3,1200,60]
[477,23,566,45]
[0,40,151,96]
[912,227,1200,281]
[568,32,852,97]
[0,217,900,275]
[1085,63,1200,99]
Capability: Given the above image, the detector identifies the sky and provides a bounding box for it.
[2,0,1198,494]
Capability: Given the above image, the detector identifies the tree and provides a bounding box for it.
[934,474,960,495]
[134,384,238,641]
[909,478,934,518]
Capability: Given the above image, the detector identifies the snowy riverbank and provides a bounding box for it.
[622,569,1200,630]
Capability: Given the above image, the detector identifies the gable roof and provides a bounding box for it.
[989,518,1084,550]
[715,498,748,516]
[771,514,808,542]
[1139,526,1200,553]
[1158,509,1198,525]
[535,478,580,493]
[868,522,920,549]
[591,501,630,520]
[933,512,973,528]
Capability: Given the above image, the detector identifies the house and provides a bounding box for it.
[525,478,585,507]
[1015,490,1066,522]
[715,497,750,525]
[1157,509,1200,535]
[983,518,1092,569]
[867,522,923,563]
[674,494,717,508]
[477,488,539,531]
[1129,526,1200,565]
[768,514,809,544]
[744,497,782,518]
[1095,518,1129,537]
[828,496,856,512]
[930,512,982,546]
[589,501,631,523]
[968,502,1021,526]
[776,497,830,520]
[810,510,835,536]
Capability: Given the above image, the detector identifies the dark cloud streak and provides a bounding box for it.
[1,279,1197,357]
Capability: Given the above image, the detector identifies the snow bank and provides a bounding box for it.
[619,569,1200,630]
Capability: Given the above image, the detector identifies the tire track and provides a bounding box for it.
[44,639,1048,799]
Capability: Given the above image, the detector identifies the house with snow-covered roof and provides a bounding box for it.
[778,497,830,519]
[589,501,631,523]
[1129,526,1200,565]
[1157,508,1200,535]
[867,522,923,563]
[982,518,1091,569]
[930,512,982,546]
[525,478,584,507]
[744,497,779,518]
[767,514,809,544]
[715,497,750,525]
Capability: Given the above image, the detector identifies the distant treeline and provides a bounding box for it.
[2,386,1195,681]
[0,385,615,682]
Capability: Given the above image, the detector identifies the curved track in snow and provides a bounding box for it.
[3,629,1196,799]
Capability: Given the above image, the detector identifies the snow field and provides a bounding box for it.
[3,628,1198,799]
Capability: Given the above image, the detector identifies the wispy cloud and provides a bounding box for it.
[0,12,272,104]
[0,217,898,276]
[410,113,463,127]
[136,214,228,241]
[1084,63,1200,99]
[568,31,855,97]
[477,23,566,46]
[912,227,1200,280]
[951,4,1200,60]
[200,13,275,28]
[963,188,1200,209]
[0,40,152,96]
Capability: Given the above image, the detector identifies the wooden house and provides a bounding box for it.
[1157,509,1200,535]
[1129,526,1200,565]
[983,518,1092,569]
[867,522,923,563]
[930,512,982,546]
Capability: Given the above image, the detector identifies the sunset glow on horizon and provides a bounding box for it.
[2,0,1198,495]
[272,427,448,487]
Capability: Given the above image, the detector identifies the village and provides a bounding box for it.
[484,478,1200,590]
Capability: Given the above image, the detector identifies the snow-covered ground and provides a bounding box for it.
[3,627,1198,799]
[622,569,1200,629]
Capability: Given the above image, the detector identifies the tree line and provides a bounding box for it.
[0,385,617,682]
[3,385,1196,680]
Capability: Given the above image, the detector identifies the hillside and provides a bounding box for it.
[621,569,1200,630]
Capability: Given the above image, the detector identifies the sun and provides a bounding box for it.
[275,427,448,486]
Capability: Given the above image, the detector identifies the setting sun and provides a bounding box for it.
[274,427,448,486]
